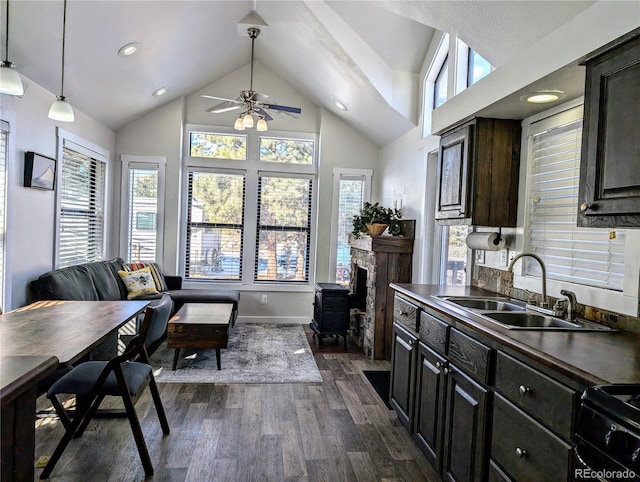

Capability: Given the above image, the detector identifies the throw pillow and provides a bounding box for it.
[122,262,168,292]
[117,267,159,300]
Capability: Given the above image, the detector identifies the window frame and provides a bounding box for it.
[422,33,449,137]
[0,115,12,310]
[119,155,166,264]
[181,124,318,290]
[54,128,109,269]
[329,168,372,283]
[517,100,640,317]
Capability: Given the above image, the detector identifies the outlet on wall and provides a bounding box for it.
[261,294,268,305]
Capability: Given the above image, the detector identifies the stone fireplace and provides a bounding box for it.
[348,221,414,360]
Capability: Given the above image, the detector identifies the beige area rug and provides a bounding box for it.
[149,323,323,384]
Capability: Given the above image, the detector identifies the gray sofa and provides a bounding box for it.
[29,257,239,356]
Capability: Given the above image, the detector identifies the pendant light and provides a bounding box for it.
[0,0,24,96]
[48,0,74,122]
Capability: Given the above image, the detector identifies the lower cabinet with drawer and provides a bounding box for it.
[491,350,577,481]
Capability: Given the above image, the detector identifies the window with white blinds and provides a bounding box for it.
[527,116,626,291]
[58,146,107,268]
[0,120,8,310]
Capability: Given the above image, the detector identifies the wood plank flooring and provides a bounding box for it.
[33,344,438,481]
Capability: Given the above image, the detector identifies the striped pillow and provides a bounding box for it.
[122,262,168,292]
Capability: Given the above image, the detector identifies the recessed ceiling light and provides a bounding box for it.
[152,87,167,97]
[520,90,567,104]
[333,99,348,111]
[118,42,140,57]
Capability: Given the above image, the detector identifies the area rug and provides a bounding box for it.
[149,323,323,384]
[363,370,392,409]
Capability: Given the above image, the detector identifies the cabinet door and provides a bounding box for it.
[389,323,417,429]
[436,126,472,222]
[414,341,447,471]
[578,31,640,227]
[442,365,490,482]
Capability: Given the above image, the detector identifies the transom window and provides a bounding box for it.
[189,132,246,160]
[467,48,492,86]
[433,54,449,109]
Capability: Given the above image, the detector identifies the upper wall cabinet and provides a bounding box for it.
[436,117,521,227]
[578,28,640,228]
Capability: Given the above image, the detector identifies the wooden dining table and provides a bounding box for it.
[0,299,149,482]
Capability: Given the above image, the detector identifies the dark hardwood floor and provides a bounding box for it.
[33,331,438,481]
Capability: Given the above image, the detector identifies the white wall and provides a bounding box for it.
[1,79,115,310]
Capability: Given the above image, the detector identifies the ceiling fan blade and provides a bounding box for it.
[263,103,302,115]
[201,94,241,103]
[207,102,242,114]
[253,107,273,121]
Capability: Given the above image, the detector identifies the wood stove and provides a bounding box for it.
[310,283,350,347]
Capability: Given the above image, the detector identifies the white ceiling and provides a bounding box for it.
[2,1,597,146]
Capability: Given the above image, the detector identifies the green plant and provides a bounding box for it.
[352,202,402,237]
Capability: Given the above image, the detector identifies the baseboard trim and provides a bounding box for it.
[238,316,311,324]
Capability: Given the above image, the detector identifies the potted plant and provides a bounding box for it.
[352,202,402,237]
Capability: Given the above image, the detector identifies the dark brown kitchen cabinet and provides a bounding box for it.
[390,322,417,429]
[436,117,521,227]
[578,28,640,228]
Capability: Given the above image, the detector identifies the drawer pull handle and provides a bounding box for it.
[515,447,527,458]
[443,367,450,375]
[400,310,409,316]
[435,361,442,369]
[408,339,414,346]
[519,385,530,396]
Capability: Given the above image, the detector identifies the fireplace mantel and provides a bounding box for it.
[349,221,414,360]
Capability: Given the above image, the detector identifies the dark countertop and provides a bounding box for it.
[390,283,640,387]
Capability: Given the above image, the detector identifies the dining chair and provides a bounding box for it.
[40,295,173,479]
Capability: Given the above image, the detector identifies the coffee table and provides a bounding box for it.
[167,303,234,371]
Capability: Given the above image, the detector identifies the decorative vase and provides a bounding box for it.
[366,223,388,236]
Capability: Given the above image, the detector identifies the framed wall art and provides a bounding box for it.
[24,151,56,190]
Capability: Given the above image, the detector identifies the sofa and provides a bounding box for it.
[29,258,240,357]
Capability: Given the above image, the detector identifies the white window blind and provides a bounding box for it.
[0,120,8,309]
[126,167,158,262]
[58,147,107,268]
[335,175,366,284]
[527,118,626,291]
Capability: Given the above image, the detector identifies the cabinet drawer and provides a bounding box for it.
[492,394,573,482]
[393,295,418,331]
[495,351,576,439]
[448,328,493,385]
[419,311,449,356]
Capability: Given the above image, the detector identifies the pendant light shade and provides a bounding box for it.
[233,115,245,131]
[0,0,24,96]
[49,0,74,122]
[242,113,254,128]
[48,96,75,122]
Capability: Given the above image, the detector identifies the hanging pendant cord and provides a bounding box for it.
[60,0,68,97]
[3,0,10,62]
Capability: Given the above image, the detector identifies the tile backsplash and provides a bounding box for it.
[472,265,640,334]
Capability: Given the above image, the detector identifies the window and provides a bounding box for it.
[185,170,245,280]
[184,126,316,286]
[519,104,639,316]
[441,225,469,285]
[467,48,492,86]
[433,54,449,109]
[0,120,8,309]
[57,136,108,268]
[255,175,312,282]
[331,169,372,284]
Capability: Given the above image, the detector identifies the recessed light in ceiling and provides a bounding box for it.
[333,99,348,111]
[152,87,167,97]
[520,90,567,104]
[118,42,140,57]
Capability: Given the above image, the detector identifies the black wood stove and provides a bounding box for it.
[310,283,350,347]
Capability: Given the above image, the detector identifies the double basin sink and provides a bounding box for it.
[438,296,612,331]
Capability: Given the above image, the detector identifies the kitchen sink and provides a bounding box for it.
[440,296,525,312]
[437,295,613,331]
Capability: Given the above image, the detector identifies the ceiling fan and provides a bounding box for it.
[202,27,301,131]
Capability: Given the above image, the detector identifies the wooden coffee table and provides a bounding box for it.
[167,303,234,371]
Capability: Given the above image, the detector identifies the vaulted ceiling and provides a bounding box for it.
[3,1,596,146]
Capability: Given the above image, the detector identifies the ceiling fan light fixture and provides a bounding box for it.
[234,116,246,131]
[243,113,254,128]
[48,95,75,122]
[256,117,268,132]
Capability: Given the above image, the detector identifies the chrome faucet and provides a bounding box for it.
[560,289,577,321]
[508,252,548,308]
